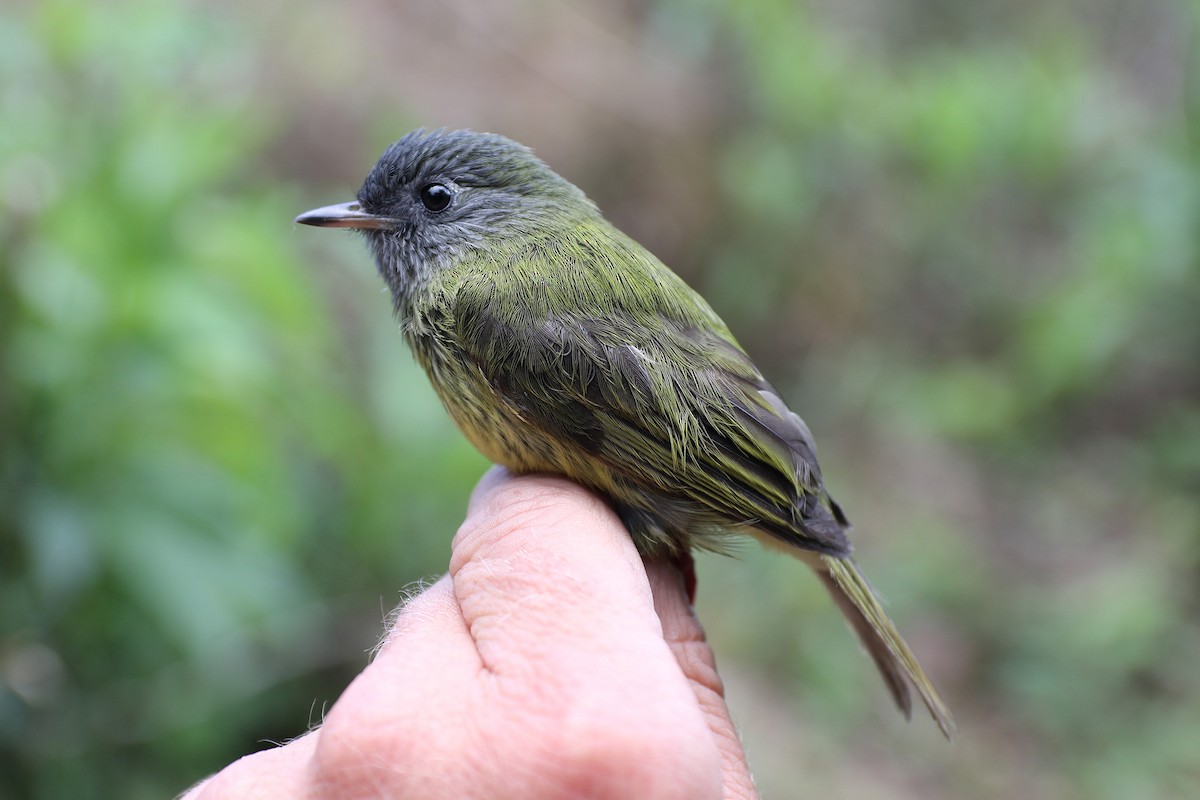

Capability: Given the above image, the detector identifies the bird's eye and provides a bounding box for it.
[419,183,453,213]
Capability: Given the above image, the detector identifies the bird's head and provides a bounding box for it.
[296,128,595,307]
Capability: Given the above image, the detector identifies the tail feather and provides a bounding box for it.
[819,555,955,739]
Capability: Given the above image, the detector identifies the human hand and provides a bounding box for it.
[183,468,757,799]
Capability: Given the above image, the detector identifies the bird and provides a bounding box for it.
[295,128,954,737]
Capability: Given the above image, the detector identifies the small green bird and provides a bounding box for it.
[296,128,953,737]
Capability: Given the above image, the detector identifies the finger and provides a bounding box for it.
[467,463,512,514]
[377,574,476,664]
[305,577,485,799]
[182,731,318,800]
[451,472,664,678]
[645,558,759,799]
[319,574,480,738]
[449,470,726,797]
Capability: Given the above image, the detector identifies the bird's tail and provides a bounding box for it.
[818,554,955,739]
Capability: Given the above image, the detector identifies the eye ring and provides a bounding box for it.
[419,183,453,213]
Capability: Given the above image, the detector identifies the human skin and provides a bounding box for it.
[181,468,758,799]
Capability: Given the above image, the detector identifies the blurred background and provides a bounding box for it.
[2,0,1199,797]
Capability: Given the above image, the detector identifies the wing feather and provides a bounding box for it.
[449,245,850,556]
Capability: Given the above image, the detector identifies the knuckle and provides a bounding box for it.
[458,477,607,548]
[311,686,421,791]
[671,637,726,700]
[501,704,721,800]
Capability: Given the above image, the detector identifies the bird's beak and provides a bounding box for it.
[294,201,396,229]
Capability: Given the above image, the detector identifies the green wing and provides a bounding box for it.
[448,227,850,556]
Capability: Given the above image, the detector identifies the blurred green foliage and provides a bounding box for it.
[1,2,486,797]
[3,0,1199,798]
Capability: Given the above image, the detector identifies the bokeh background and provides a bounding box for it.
[3,0,1199,797]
